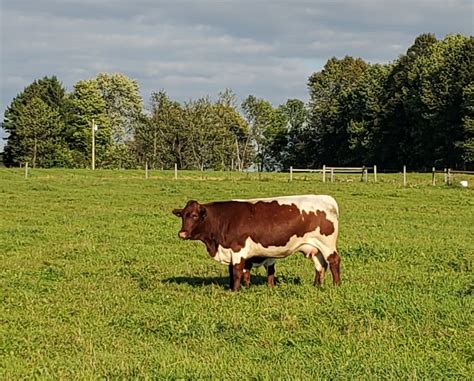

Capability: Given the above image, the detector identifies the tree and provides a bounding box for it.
[95,73,144,167]
[215,89,251,171]
[377,33,438,168]
[135,90,185,169]
[66,79,111,167]
[414,34,473,168]
[461,82,474,168]
[2,76,70,167]
[13,97,64,167]
[241,95,285,171]
[266,99,308,170]
[344,64,390,165]
[307,56,369,167]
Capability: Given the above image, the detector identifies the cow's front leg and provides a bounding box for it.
[232,257,245,291]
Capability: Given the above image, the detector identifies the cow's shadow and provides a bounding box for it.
[162,274,302,289]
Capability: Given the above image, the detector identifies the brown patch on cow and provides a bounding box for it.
[327,251,341,285]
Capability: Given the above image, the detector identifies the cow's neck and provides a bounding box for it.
[192,206,221,257]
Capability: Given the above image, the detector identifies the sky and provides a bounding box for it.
[0,0,473,151]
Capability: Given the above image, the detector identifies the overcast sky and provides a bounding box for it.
[1,0,472,150]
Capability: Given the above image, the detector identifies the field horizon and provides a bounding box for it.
[1,169,472,379]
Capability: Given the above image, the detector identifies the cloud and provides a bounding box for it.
[1,0,472,149]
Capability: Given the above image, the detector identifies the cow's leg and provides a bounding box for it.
[228,264,234,290]
[232,257,245,291]
[312,252,328,286]
[264,261,276,287]
[243,260,253,288]
[327,251,341,285]
[301,245,326,286]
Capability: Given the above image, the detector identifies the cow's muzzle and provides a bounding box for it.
[178,230,189,239]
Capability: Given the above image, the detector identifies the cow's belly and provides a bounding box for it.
[214,230,336,265]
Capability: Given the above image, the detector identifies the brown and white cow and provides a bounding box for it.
[172,195,340,291]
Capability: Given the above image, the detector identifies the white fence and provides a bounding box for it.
[289,165,376,183]
[289,165,474,186]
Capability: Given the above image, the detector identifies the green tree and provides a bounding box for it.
[95,73,144,167]
[241,95,286,171]
[344,64,390,165]
[67,79,111,167]
[215,89,251,171]
[461,82,474,168]
[135,91,185,169]
[13,97,64,167]
[414,34,473,168]
[267,99,308,170]
[377,33,438,168]
[307,56,369,167]
[3,76,70,167]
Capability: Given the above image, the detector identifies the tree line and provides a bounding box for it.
[2,33,473,170]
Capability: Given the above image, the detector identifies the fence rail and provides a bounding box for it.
[290,165,376,182]
[289,165,472,186]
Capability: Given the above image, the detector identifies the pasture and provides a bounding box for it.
[1,169,472,379]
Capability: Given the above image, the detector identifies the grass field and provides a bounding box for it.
[1,169,473,379]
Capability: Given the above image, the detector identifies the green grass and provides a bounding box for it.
[1,168,473,379]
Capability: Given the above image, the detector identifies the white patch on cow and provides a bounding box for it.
[233,194,339,219]
[214,245,233,264]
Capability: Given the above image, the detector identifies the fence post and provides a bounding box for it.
[330,168,334,182]
[432,167,436,186]
[145,161,149,179]
[174,163,178,180]
[289,166,293,182]
[322,165,326,183]
[374,165,377,183]
[24,162,29,179]
[444,168,447,184]
[447,168,452,186]
[403,165,407,186]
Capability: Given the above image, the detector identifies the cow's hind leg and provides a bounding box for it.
[243,260,253,288]
[327,251,341,285]
[300,245,325,286]
[228,264,235,290]
[312,252,328,286]
[263,261,276,287]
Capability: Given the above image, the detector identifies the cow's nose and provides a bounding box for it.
[178,231,189,239]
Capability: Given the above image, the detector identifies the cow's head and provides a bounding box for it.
[172,200,207,239]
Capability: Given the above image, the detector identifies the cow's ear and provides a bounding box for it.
[199,206,207,220]
[172,208,183,217]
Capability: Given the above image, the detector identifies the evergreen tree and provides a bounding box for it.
[2,76,69,167]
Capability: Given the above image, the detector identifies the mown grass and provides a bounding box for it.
[1,168,473,379]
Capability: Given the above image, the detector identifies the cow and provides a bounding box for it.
[172,195,340,291]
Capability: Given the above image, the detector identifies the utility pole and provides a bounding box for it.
[92,119,97,170]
